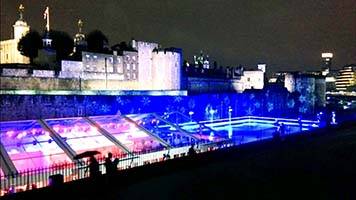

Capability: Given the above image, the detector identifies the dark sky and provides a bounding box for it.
[1,0,355,72]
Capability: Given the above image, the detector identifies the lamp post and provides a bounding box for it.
[189,111,194,122]
[228,106,233,138]
[209,108,215,122]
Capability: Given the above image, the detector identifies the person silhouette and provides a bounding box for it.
[105,152,114,174]
[89,156,100,178]
[188,144,197,157]
[280,123,286,135]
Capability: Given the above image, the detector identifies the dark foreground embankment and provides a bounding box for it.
[3,122,356,200]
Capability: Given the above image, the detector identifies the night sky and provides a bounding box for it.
[1,0,355,73]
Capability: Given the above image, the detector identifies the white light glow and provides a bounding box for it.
[322,53,333,58]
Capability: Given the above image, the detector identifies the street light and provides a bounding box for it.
[209,108,215,122]
[189,111,194,122]
[228,106,233,138]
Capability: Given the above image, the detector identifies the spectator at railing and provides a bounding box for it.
[163,153,171,160]
[188,144,197,157]
[105,152,115,174]
[89,156,100,178]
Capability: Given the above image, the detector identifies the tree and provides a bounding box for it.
[48,30,74,63]
[111,41,135,52]
[17,31,42,64]
[86,30,109,53]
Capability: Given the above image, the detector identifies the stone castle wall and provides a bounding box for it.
[0,87,305,122]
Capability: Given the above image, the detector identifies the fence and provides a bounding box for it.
[0,139,237,196]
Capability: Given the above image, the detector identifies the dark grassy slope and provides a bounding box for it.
[117,123,356,200]
[4,122,356,200]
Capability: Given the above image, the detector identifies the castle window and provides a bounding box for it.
[93,55,97,59]
[118,65,123,74]
[133,64,136,70]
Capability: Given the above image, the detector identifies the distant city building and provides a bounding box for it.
[321,52,333,76]
[335,64,356,91]
[325,70,338,92]
[0,4,30,64]
[193,50,210,69]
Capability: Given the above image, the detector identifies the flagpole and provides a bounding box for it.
[46,7,50,32]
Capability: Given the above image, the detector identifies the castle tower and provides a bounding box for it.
[152,48,182,90]
[13,4,30,40]
[135,40,159,89]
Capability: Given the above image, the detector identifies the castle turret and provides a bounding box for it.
[152,48,182,90]
[13,4,30,40]
[0,4,30,64]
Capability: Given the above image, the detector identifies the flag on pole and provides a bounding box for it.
[43,7,49,20]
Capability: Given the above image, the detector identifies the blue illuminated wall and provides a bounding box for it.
[0,84,317,122]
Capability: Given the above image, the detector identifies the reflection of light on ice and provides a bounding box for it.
[53,126,60,132]
[9,149,19,154]
[208,132,214,141]
[131,130,148,138]
[6,130,15,137]
[228,127,233,139]
[44,131,50,137]
[331,111,337,125]
[90,127,98,133]
[16,131,27,139]
[26,145,40,152]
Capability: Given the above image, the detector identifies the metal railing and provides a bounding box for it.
[0,139,237,197]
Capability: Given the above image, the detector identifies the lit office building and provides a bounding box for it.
[335,64,356,91]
